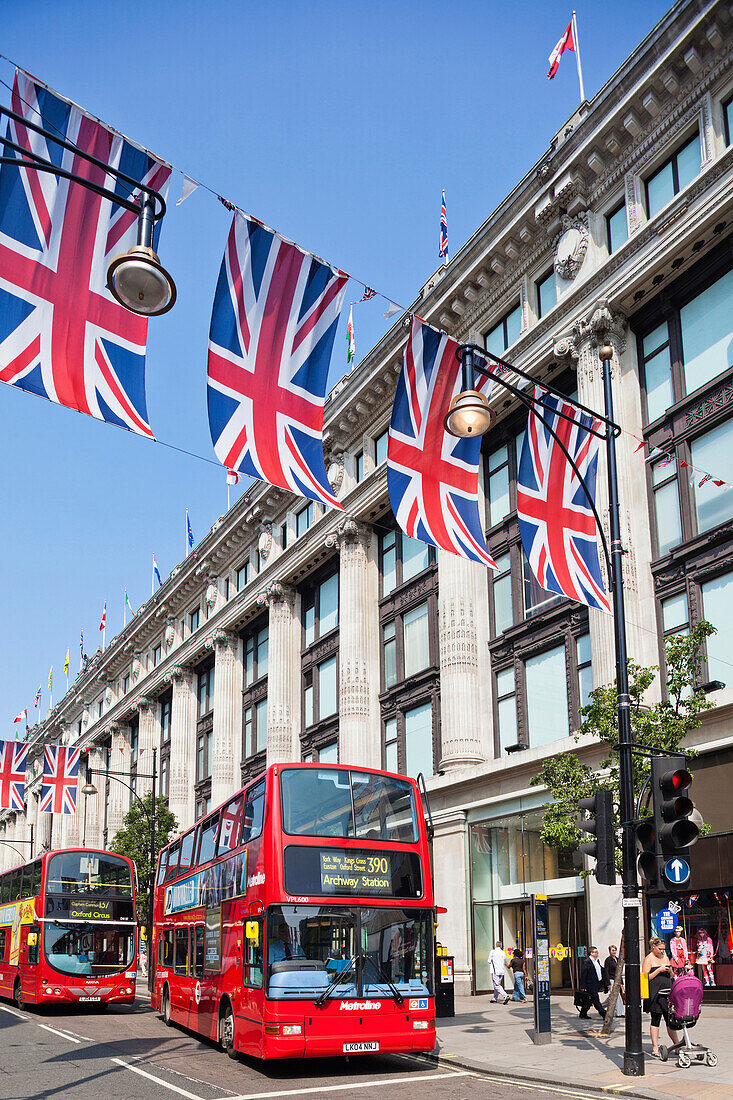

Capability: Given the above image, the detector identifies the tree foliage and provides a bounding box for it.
[529,621,715,871]
[109,790,178,915]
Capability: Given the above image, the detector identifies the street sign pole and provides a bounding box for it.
[531,893,551,1045]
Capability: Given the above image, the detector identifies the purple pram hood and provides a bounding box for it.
[669,974,704,1020]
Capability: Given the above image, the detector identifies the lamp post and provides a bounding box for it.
[0,103,176,315]
[447,340,644,1077]
[82,747,157,993]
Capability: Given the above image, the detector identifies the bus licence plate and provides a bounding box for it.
[343,1041,379,1053]
[79,996,101,1002]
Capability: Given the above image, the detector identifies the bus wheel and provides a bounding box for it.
[14,980,24,1011]
[162,987,172,1027]
[220,1002,237,1059]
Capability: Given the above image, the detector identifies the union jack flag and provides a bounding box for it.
[439,190,448,259]
[0,71,171,436]
[219,797,244,853]
[207,213,348,508]
[0,739,28,810]
[387,318,497,567]
[40,744,81,814]
[517,388,611,614]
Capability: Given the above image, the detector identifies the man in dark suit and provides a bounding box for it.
[579,946,608,1019]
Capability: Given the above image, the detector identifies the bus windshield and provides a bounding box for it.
[266,904,432,999]
[44,923,135,977]
[46,852,134,896]
[280,768,418,842]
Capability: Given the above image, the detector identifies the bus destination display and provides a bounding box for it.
[320,851,392,893]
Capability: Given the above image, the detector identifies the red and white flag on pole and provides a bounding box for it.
[548,20,575,78]
[13,708,27,723]
[99,602,106,631]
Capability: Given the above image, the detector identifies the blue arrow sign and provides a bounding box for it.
[664,858,691,885]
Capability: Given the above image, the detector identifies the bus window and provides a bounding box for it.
[242,781,265,844]
[243,918,263,988]
[217,795,243,854]
[156,850,168,887]
[27,925,40,965]
[0,873,9,904]
[194,925,205,978]
[351,772,418,842]
[160,929,174,967]
[0,928,7,961]
[29,860,43,897]
[178,830,196,874]
[10,869,21,901]
[197,814,219,865]
[174,927,189,975]
[165,841,181,882]
[280,768,418,842]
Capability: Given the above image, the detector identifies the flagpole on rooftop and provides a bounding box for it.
[572,11,586,103]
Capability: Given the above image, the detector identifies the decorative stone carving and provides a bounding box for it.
[325,516,372,553]
[258,523,273,561]
[554,300,627,385]
[164,617,176,650]
[131,652,142,682]
[327,453,345,496]
[205,629,239,658]
[165,664,193,686]
[205,577,218,610]
[257,581,296,609]
[554,212,589,281]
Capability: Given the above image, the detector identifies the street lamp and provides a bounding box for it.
[443,346,492,437]
[448,339,644,1078]
[83,747,157,993]
[0,103,176,316]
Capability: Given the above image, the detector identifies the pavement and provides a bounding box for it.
[434,992,731,1100]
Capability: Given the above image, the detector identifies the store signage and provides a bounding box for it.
[658,908,676,932]
[531,894,551,1045]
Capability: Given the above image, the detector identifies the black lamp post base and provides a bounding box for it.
[623,1051,645,1076]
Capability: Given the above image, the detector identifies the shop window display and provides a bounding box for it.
[649,891,732,991]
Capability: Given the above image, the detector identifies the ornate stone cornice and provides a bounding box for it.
[165,664,194,686]
[257,581,296,610]
[137,696,157,717]
[205,628,239,654]
[324,515,372,552]
[554,300,628,382]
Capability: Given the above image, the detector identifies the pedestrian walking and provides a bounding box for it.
[489,941,509,1004]
[603,943,624,1016]
[642,937,680,1058]
[509,948,528,1001]
[578,946,607,1019]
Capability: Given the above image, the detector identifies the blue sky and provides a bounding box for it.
[0,0,670,725]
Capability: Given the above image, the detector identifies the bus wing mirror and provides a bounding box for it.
[245,921,260,945]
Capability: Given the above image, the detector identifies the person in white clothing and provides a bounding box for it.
[489,941,509,1004]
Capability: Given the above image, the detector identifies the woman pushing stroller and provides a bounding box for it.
[642,937,681,1058]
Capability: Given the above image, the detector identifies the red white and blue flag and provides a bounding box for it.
[0,739,28,810]
[387,318,497,568]
[439,190,448,259]
[207,214,348,509]
[40,744,81,814]
[0,71,171,436]
[517,388,610,613]
[218,797,244,852]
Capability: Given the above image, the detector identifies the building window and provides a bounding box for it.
[701,571,733,684]
[244,624,269,687]
[661,592,689,639]
[161,696,172,743]
[645,131,701,219]
[523,549,562,618]
[404,701,433,779]
[650,455,681,556]
[97,700,103,719]
[355,451,365,482]
[197,663,214,717]
[384,717,398,773]
[491,552,513,636]
[122,674,130,695]
[130,719,139,766]
[237,560,250,591]
[690,420,733,534]
[536,268,557,319]
[725,95,733,147]
[576,634,593,710]
[606,201,628,253]
[153,644,162,667]
[303,571,339,645]
[244,698,268,757]
[484,302,522,357]
[296,502,314,537]
[383,620,397,689]
[495,667,518,753]
[374,428,389,466]
[487,443,511,529]
[302,742,338,765]
[380,600,432,691]
[160,755,169,799]
[317,655,337,719]
[379,528,432,597]
[189,607,200,634]
[196,727,212,783]
[195,795,211,821]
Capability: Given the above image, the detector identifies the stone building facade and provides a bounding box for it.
[4,0,733,998]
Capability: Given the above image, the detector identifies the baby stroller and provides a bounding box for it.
[659,973,717,1069]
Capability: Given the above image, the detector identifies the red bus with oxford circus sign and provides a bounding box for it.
[0,848,137,1009]
[151,763,436,1059]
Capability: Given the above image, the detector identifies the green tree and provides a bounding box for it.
[530,621,715,870]
[109,791,178,917]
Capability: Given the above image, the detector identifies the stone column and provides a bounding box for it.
[207,629,243,807]
[82,747,106,849]
[326,517,380,769]
[438,551,491,768]
[431,808,472,995]
[258,582,301,765]
[166,666,197,832]
[136,697,159,798]
[554,301,655,686]
[107,724,131,842]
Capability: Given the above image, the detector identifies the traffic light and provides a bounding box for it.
[577,789,617,886]
[635,814,660,889]
[652,753,699,868]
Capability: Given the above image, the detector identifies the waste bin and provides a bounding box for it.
[435,953,455,1018]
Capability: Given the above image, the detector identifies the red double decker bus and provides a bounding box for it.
[151,763,436,1060]
[0,848,137,1009]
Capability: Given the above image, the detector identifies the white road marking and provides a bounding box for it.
[37,1023,83,1044]
[0,1004,27,1020]
[226,1070,470,1100]
[110,1058,206,1099]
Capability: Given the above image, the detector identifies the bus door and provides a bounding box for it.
[172,925,193,1020]
[239,916,264,1057]
[18,923,40,1003]
[191,923,215,1038]
[0,925,11,997]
